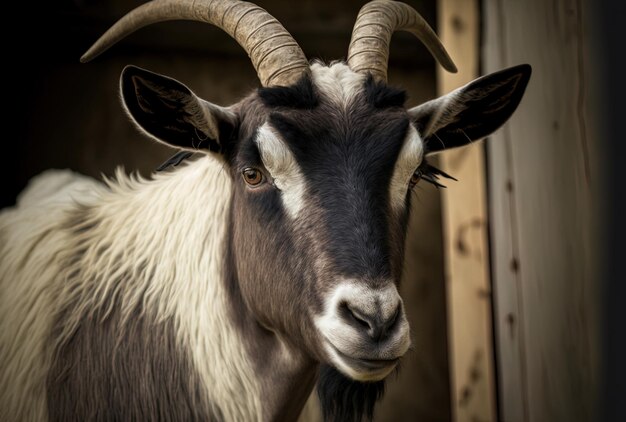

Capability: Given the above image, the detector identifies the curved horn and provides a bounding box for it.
[347,0,457,82]
[81,0,309,87]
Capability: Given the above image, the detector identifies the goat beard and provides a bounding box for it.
[316,364,388,422]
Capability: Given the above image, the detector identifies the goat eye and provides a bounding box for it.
[409,169,422,187]
[242,168,264,186]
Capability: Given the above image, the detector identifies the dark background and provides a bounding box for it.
[598,1,626,421]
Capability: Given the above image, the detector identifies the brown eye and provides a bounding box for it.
[410,169,422,187]
[242,168,264,186]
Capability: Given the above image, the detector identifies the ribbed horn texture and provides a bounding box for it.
[347,0,457,82]
[81,0,309,87]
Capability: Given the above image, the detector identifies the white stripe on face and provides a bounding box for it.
[255,123,307,219]
[310,62,366,110]
[388,125,424,212]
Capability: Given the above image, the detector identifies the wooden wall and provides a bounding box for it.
[437,1,497,421]
[483,0,602,421]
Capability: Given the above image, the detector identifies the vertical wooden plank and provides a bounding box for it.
[437,1,497,421]
[482,3,530,421]
[483,0,601,421]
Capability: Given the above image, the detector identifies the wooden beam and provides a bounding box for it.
[437,0,497,421]
[483,1,601,421]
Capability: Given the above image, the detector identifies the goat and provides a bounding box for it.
[0,0,530,420]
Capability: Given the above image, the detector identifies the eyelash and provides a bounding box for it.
[410,158,457,189]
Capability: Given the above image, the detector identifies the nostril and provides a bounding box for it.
[382,306,401,336]
[343,303,373,330]
[340,302,402,342]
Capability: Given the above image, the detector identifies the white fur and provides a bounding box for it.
[389,125,424,212]
[0,170,101,421]
[0,160,263,421]
[314,280,411,381]
[256,123,307,219]
[310,62,366,109]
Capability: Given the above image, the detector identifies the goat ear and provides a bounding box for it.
[409,64,531,153]
[120,65,237,154]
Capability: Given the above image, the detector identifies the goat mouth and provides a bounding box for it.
[326,342,399,381]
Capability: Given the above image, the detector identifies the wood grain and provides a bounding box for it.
[483,0,601,421]
[437,0,497,421]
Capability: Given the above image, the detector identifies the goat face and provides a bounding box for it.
[120,61,530,382]
[231,65,413,382]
